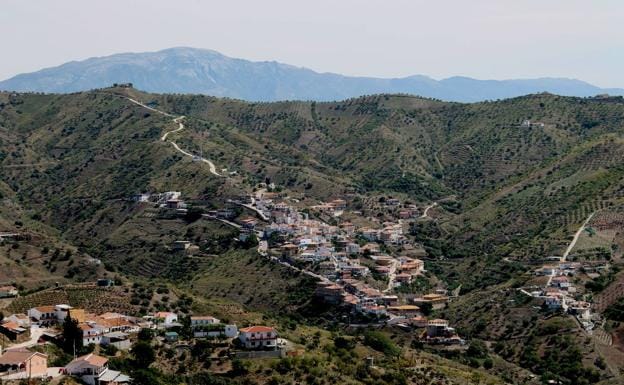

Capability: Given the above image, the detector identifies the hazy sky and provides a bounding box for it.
[2,0,624,87]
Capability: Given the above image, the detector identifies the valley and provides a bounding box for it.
[1,86,624,384]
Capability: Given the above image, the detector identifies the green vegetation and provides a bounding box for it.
[363,330,400,356]
[2,88,624,383]
[604,297,624,321]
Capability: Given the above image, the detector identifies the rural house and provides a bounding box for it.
[238,326,278,349]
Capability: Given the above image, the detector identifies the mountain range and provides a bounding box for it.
[1,47,623,102]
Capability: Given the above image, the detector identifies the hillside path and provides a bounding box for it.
[126,97,223,177]
[420,202,438,219]
[546,211,595,287]
[562,212,595,261]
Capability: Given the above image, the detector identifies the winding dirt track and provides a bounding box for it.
[126,97,222,177]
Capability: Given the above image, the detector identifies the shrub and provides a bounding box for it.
[363,331,399,356]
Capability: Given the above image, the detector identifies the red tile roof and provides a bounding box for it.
[240,326,275,333]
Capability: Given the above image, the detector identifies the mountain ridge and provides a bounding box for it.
[1,47,623,102]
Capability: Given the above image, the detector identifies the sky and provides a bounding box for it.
[2,0,624,87]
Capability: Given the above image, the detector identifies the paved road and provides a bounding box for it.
[238,203,270,221]
[202,214,241,229]
[126,97,222,177]
[383,260,400,292]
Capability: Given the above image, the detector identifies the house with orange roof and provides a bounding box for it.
[0,320,30,342]
[27,305,56,325]
[153,311,178,326]
[3,313,30,328]
[65,353,130,385]
[0,285,18,298]
[238,326,278,349]
[0,349,47,378]
[395,273,413,285]
[409,316,428,328]
[79,323,105,346]
[387,305,421,318]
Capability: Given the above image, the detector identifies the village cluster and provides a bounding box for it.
[0,296,282,382]
[230,188,465,346]
[525,259,610,331]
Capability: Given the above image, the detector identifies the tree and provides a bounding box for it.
[466,339,488,359]
[62,317,83,354]
[137,328,153,341]
[132,341,156,368]
[180,315,193,339]
[231,359,249,375]
[242,232,259,248]
[419,302,433,316]
[131,368,162,385]
[185,207,204,223]
[363,331,399,356]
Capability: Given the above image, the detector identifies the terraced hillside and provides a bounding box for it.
[2,87,624,384]
[5,285,136,315]
[2,88,624,288]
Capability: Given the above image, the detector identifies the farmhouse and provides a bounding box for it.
[0,286,18,298]
[0,321,29,342]
[0,349,47,378]
[191,316,220,327]
[238,326,278,350]
[65,353,130,385]
[79,323,105,346]
[3,314,30,328]
[154,312,178,326]
[27,305,56,325]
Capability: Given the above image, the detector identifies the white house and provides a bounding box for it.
[545,296,563,310]
[194,324,238,339]
[79,323,105,346]
[54,304,72,323]
[190,316,220,327]
[0,285,18,298]
[64,353,130,385]
[154,312,178,326]
[238,326,278,349]
[27,306,56,324]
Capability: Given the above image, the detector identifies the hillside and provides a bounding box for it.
[2,88,624,285]
[1,47,623,102]
[2,87,624,383]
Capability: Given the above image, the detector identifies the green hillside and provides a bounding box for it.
[2,87,624,384]
[2,89,624,282]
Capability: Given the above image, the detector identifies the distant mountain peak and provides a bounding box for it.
[1,47,622,102]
